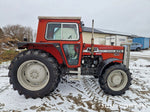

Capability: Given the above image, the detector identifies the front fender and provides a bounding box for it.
[97,58,122,76]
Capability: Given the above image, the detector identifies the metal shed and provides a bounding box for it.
[133,37,149,49]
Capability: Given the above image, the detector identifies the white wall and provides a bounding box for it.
[106,35,128,46]
[94,37,105,45]
[82,32,129,46]
[82,32,110,44]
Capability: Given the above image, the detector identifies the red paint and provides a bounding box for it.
[83,44,124,50]
[27,44,63,64]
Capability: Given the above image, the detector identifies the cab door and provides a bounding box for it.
[45,22,83,68]
[61,23,82,67]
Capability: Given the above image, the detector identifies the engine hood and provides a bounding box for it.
[83,44,124,50]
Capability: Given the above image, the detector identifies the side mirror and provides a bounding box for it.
[81,21,85,26]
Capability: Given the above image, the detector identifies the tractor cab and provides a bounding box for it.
[36,17,83,68]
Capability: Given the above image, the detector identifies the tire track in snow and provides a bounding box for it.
[81,75,150,111]
[0,85,10,94]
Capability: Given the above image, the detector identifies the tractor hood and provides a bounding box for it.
[83,44,124,51]
[82,44,125,61]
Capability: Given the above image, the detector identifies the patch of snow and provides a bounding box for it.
[0,61,10,77]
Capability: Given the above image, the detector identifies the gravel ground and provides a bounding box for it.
[0,50,150,112]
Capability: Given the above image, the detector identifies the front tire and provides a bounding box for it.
[9,50,60,98]
[99,64,132,96]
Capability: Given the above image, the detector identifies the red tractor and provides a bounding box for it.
[8,17,132,98]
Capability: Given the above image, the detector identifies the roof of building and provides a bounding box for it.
[97,28,133,37]
[82,26,134,37]
[38,16,81,20]
[82,27,105,34]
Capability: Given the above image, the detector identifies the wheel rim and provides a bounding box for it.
[107,70,128,91]
[17,60,50,91]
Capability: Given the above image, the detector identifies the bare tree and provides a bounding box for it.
[2,25,33,41]
[24,27,33,42]
[0,27,4,38]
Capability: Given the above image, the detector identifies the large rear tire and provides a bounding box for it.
[99,64,132,96]
[9,50,60,99]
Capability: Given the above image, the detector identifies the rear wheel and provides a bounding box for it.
[17,60,50,91]
[99,64,132,95]
[9,50,60,98]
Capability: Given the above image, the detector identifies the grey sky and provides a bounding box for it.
[0,0,150,37]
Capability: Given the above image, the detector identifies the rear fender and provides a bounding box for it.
[18,42,64,65]
[97,58,122,76]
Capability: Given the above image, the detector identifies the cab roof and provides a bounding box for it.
[38,16,81,20]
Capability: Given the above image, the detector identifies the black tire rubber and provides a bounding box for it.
[136,47,141,51]
[99,64,132,96]
[8,49,60,99]
[94,75,98,78]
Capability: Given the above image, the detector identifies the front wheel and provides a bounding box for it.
[99,64,132,96]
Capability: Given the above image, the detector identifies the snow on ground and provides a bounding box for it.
[130,50,150,61]
[0,50,150,112]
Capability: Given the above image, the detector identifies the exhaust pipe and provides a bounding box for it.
[91,19,94,58]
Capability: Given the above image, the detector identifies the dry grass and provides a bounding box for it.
[0,49,19,64]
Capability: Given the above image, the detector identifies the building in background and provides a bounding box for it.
[82,27,132,46]
[133,37,149,49]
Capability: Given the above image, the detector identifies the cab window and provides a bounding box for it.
[45,23,79,40]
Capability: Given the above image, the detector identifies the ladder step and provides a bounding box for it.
[69,67,81,80]
[69,71,80,74]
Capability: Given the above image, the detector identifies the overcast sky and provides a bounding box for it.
[0,0,150,37]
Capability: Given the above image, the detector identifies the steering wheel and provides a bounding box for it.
[68,35,72,39]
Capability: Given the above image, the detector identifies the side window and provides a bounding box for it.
[46,24,61,40]
[45,23,79,40]
[63,44,80,65]
[62,24,78,40]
